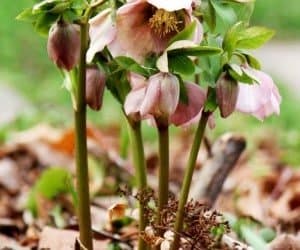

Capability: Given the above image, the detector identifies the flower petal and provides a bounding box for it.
[128,72,147,89]
[170,82,205,126]
[124,87,147,115]
[87,9,116,62]
[140,75,161,116]
[235,69,281,120]
[159,74,180,116]
[192,17,203,44]
[147,0,193,11]
[115,1,167,62]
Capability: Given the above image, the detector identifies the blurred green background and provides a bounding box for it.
[0,0,300,165]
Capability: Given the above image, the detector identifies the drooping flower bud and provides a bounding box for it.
[85,66,106,111]
[47,20,80,71]
[140,73,180,119]
[216,73,239,118]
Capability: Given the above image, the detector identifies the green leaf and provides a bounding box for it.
[240,226,268,250]
[222,0,254,3]
[222,22,245,56]
[33,0,70,14]
[107,242,122,250]
[236,26,275,49]
[204,0,217,31]
[168,21,197,45]
[16,8,39,22]
[62,9,79,23]
[168,55,195,76]
[233,2,255,23]
[227,63,259,84]
[176,74,189,105]
[199,69,216,87]
[34,168,71,198]
[204,89,218,112]
[168,46,222,57]
[106,65,131,104]
[27,167,72,215]
[51,205,66,228]
[114,56,149,76]
[243,53,261,69]
[111,216,134,231]
[34,12,59,35]
[258,228,276,243]
[71,0,88,9]
[210,0,237,29]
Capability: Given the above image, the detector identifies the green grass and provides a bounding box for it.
[252,0,300,39]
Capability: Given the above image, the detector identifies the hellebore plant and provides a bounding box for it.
[18,0,281,249]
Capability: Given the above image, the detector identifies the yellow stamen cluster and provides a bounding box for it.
[149,9,181,37]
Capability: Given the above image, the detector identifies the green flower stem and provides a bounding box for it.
[157,122,169,232]
[74,19,93,250]
[127,120,148,250]
[171,112,210,250]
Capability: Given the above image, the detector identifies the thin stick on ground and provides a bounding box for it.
[189,133,246,206]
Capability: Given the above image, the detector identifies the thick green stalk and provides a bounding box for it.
[127,120,148,250]
[74,21,93,250]
[171,112,209,250]
[157,124,169,227]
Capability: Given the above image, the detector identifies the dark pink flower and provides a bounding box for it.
[47,21,80,71]
[85,66,106,111]
[216,73,239,118]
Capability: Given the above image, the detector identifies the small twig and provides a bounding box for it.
[222,234,254,250]
[203,136,212,158]
[189,133,246,206]
[92,227,134,248]
[270,167,293,200]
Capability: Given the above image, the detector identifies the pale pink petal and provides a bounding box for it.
[179,109,215,129]
[147,0,193,11]
[107,38,127,58]
[192,17,203,44]
[235,82,269,113]
[87,9,116,62]
[170,82,205,126]
[159,74,180,116]
[140,75,161,116]
[235,69,281,120]
[124,87,147,115]
[128,72,147,89]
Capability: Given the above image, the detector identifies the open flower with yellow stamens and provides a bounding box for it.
[107,0,202,63]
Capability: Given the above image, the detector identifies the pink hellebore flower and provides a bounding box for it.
[124,72,180,121]
[141,73,180,118]
[235,69,281,120]
[111,0,202,62]
[86,9,116,62]
[170,82,206,126]
[124,73,207,127]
